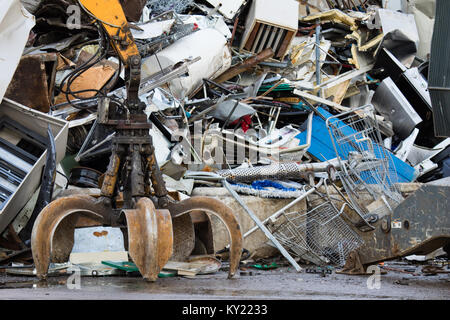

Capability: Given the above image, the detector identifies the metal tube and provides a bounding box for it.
[243,178,324,239]
[213,48,274,84]
[217,158,343,183]
[75,119,98,162]
[75,132,115,162]
[315,21,321,97]
[221,100,240,131]
[222,180,303,272]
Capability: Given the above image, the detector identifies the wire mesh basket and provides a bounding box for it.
[269,199,364,266]
[325,105,404,217]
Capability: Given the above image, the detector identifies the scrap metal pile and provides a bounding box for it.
[0,0,449,279]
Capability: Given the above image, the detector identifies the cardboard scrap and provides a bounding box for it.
[55,63,116,103]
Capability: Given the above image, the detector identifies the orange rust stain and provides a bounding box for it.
[93,231,108,237]
[392,242,401,255]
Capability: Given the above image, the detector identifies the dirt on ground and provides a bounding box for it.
[0,261,448,300]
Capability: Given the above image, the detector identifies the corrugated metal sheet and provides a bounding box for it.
[429,0,450,137]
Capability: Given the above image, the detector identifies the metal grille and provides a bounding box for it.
[270,200,363,266]
[429,0,450,137]
[171,213,195,261]
[325,105,404,217]
[244,23,293,60]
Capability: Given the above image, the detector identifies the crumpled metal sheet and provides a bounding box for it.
[375,9,420,68]
[0,0,35,102]
[119,0,147,22]
[141,28,231,99]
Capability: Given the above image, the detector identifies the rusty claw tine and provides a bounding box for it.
[31,195,109,280]
[123,198,173,281]
[167,196,243,278]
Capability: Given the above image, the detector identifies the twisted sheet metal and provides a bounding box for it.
[146,0,193,15]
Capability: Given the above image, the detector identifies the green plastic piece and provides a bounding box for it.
[101,260,139,272]
[60,154,79,176]
[101,261,176,278]
[250,262,278,270]
[257,83,293,92]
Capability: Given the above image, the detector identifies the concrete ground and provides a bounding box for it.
[0,261,449,300]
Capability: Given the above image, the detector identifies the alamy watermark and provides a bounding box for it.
[366,265,381,290]
[66,266,81,290]
[66,5,81,30]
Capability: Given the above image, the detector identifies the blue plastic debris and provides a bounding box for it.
[230,180,296,192]
[251,180,296,191]
[295,107,415,183]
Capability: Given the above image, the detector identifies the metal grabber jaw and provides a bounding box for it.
[31,98,242,281]
[31,194,243,281]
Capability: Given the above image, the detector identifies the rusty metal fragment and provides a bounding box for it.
[212,48,274,84]
[343,184,450,271]
[5,53,57,113]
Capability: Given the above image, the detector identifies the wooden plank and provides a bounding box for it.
[244,22,260,51]
[325,79,351,105]
[276,30,294,59]
[69,251,128,264]
[294,89,385,121]
[293,89,350,112]
[162,261,208,276]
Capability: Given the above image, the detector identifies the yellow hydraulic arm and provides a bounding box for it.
[77,0,142,109]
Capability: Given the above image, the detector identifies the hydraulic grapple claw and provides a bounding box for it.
[122,198,173,281]
[31,195,242,280]
[168,196,243,278]
[31,195,109,280]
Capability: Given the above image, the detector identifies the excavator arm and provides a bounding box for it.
[77,0,141,109]
[30,0,244,282]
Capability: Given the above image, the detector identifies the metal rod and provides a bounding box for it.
[221,100,241,131]
[222,180,303,272]
[75,119,98,161]
[75,132,115,162]
[243,178,324,238]
[315,21,321,97]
